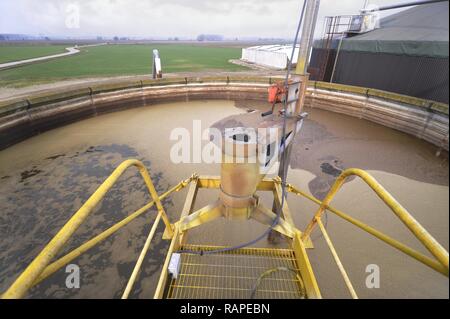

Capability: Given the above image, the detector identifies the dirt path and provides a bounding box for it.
[0,43,107,71]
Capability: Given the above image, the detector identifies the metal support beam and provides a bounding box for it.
[251,204,296,238]
[296,0,321,75]
[178,201,222,232]
[179,178,199,245]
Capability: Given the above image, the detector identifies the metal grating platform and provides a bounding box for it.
[166,245,305,299]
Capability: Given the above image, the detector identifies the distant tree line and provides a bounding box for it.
[196,34,224,41]
[113,36,130,41]
[0,34,44,41]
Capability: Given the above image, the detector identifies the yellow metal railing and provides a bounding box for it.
[1,159,195,299]
[2,161,448,299]
[285,168,449,298]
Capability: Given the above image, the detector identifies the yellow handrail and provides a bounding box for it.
[287,185,448,275]
[2,162,447,299]
[285,168,449,277]
[31,177,193,289]
[2,159,191,299]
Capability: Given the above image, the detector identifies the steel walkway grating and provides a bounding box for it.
[166,245,305,299]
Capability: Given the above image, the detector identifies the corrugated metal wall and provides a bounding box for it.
[308,48,336,82]
[331,50,449,104]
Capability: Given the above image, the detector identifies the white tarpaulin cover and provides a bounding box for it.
[241,45,300,69]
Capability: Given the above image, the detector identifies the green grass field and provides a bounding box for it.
[0,45,68,64]
[0,44,247,87]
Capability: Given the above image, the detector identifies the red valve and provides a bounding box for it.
[267,83,285,104]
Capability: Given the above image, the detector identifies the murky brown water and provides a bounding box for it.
[0,100,448,299]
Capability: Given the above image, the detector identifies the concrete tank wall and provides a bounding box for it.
[305,81,449,152]
[0,76,448,151]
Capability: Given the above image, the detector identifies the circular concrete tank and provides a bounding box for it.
[0,77,448,298]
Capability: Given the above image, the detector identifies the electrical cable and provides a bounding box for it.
[177,0,308,256]
[249,266,306,299]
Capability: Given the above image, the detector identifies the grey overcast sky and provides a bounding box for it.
[0,0,413,39]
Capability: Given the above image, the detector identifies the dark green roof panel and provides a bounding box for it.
[341,1,449,57]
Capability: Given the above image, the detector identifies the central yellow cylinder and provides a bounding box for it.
[219,128,262,217]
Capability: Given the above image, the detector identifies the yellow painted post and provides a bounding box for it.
[317,218,358,298]
[154,226,181,299]
[122,211,163,299]
[292,231,322,298]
